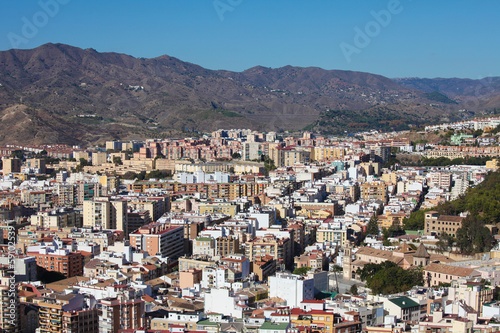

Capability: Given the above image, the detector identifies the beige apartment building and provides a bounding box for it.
[424,211,464,237]
[312,146,345,162]
[360,182,388,203]
[83,197,127,231]
[2,157,21,174]
[245,235,292,269]
[129,222,184,259]
[423,263,480,286]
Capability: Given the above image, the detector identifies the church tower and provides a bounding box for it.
[343,241,353,280]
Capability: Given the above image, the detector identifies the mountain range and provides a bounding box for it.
[0,43,499,145]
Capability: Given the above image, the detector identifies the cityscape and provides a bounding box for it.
[1,1,500,333]
[1,116,500,332]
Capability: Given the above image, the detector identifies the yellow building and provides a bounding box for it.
[99,175,120,194]
[269,146,312,167]
[316,227,347,246]
[360,182,388,203]
[92,152,108,166]
[312,147,345,162]
[245,235,292,269]
[290,308,361,333]
[2,157,21,174]
[377,213,406,229]
[486,159,499,170]
[83,197,127,231]
[198,202,239,217]
[381,172,398,184]
[39,294,98,333]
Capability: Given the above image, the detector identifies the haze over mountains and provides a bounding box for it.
[0,43,499,145]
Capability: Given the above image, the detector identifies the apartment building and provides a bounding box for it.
[39,293,98,333]
[294,251,329,271]
[199,202,239,216]
[25,158,46,173]
[83,197,127,231]
[28,248,83,278]
[360,182,388,203]
[270,147,312,167]
[245,235,292,269]
[128,195,170,222]
[2,157,21,174]
[30,207,82,229]
[92,152,107,166]
[424,211,464,237]
[216,236,240,256]
[129,222,184,260]
[312,146,345,162]
[99,289,145,333]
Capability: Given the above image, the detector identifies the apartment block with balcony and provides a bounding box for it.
[39,293,97,333]
[129,222,184,260]
[99,289,145,333]
[245,235,292,270]
[27,247,83,278]
[83,197,127,232]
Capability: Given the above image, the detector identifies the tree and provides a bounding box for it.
[382,228,392,246]
[331,265,343,293]
[366,215,380,236]
[232,152,241,159]
[122,171,137,180]
[75,158,90,172]
[426,272,432,287]
[145,170,171,180]
[293,267,311,276]
[357,261,423,295]
[263,156,277,176]
[456,215,495,254]
[436,233,455,253]
[350,284,358,295]
[112,156,123,165]
[10,150,24,160]
[403,210,427,230]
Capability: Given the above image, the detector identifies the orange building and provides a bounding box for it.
[290,308,362,333]
[28,249,83,278]
[179,269,202,289]
[129,223,184,260]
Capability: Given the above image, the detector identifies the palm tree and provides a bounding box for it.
[331,264,343,293]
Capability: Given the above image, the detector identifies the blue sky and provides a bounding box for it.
[1,0,499,79]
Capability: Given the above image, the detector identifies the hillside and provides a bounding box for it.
[0,43,494,145]
[394,77,500,104]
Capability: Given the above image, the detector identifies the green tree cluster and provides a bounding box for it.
[112,156,123,165]
[292,266,312,276]
[408,170,500,254]
[403,210,428,230]
[456,215,495,254]
[357,261,423,295]
[263,156,277,176]
[122,170,172,181]
[437,170,500,223]
[366,215,380,235]
[399,156,493,167]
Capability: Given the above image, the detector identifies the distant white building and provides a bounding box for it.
[204,288,249,318]
[269,273,314,308]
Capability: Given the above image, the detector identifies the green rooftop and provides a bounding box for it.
[196,237,212,242]
[405,230,424,236]
[259,322,289,331]
[389,296,419,309]
[197,319,218,326]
